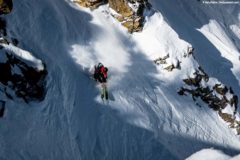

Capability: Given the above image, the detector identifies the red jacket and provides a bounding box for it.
[100,66,107,78]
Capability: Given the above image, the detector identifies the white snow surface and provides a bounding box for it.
[0,43,44,71]
[186,148,231,160]
[186,148,240,160]
[0,0,240,160]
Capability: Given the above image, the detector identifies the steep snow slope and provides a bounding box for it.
[150,0,240,97]
[0,0,240,160]
[186,148,231,160]
[186,148,240,160]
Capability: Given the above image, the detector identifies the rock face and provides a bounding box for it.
[73,0,105,9]
[153,46,240,134]
[0,100,5,117]
[109,0,148,32]
[154,54,181,72]
[0,47,47,102]
[74,0,149,32]
[0,4,47,103]
[0,0,12,14]
[178,66,240,134]
[109,0,133,17]
[0,1,47,119]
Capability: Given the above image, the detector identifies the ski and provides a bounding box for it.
[101,83,108,101]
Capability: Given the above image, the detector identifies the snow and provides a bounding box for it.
[0,0,240,159]
[187,148,240,160]
[186,148,230,160]
[0,43,44,71]
[222,104,235,115]
[230,25,240,40]
[198,20,240,86]
[128,2,140,13]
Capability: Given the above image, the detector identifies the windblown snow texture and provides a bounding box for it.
[0,0,240,160]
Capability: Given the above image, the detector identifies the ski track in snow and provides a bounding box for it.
[0,0,240,160]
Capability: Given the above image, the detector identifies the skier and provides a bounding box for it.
[93,63,108,100]
[93,63,108,83]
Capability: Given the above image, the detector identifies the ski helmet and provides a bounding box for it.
[98,63,103,68]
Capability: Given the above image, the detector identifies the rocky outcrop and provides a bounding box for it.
[109,0,148,32]
[73,0,105,9]
[0,100,5,117]
[0,0,12,14]
[154,54,169,65]
[154,54,181,72]
[0,1,47,104]
[0,45,47,103]
[0,1,47,121]
[73,0,150,32]
[153,46,240,134]
[178,66,240,134]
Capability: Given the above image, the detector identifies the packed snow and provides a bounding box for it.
[0,0,239,159]
[186,148,240,160]
[0,43,44,71]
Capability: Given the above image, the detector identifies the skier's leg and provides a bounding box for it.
[100,84,104,99]
[102,83,108,100]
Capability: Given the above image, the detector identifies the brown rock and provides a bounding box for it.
[109,0,147,32]
[164,64,175,72]
[213,84,228,96]
[219,111,235,124]
[113,14,125,22]
[122,16,143,32]
[73,0,148,32]
[0,0,12,14]
[74,0,104,9]
[109,0,133,17]
[183,75,201,87]
[154,54,169,65]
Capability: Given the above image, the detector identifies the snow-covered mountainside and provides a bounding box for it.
[186,148,240,160]
[0,0,240,159]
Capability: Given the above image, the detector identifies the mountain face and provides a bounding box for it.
[0,0,240,159]
[0,0,47,118]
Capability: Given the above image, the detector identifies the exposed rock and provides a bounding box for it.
[122,16,143,32]
[213,84,228,96]
[0,0,12,14]
[0,100,5,117]
[164,64,175,72]
[184,46,194,58]
[154,54,181,72]
[178,66,239,134]
[109,0,133,17]
[73,0,105,9]
[182,68,208,87]
[154,54,169,65]
[230,95,238,113]
[0,47,47,102]
[177,87,186,96]
[219,111,235,124]
[183,75,202,87]
[73,0,149,32]
[218,111,240,134]
[109,0,148,32]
